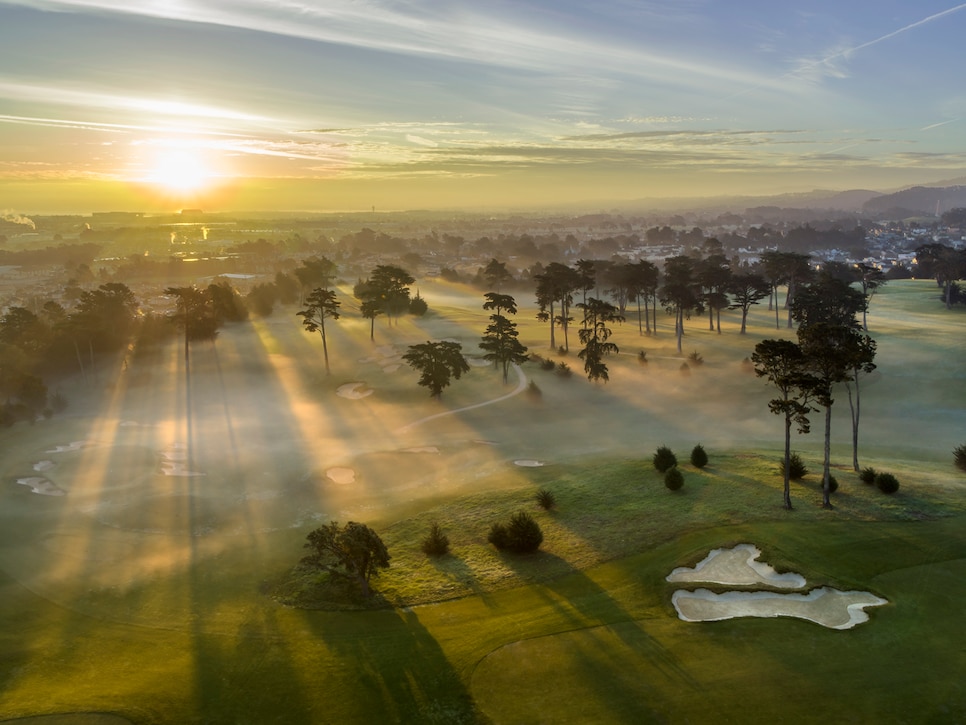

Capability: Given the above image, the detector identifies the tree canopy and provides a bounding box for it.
[302,521,390,597]
[403,340,470,398]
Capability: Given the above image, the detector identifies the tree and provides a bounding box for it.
[293,256,337,304]
[297,287,341,374]
[660,256,701,354]
[791,278,868,507]
[483,258,512,291]
[480,312,528,384]
[369,265,415,325]
[844,334,877,472]
[482,292,518,317]
[302,521,390,597]
[856,263,886,331]
[576,297,623,382]
[534,263,582,351]
[164,286,219,372]
[728,272,771,334]
[402,340,470,398]
[696,251,732,333]
[752,339,816,509]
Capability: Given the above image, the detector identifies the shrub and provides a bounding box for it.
[825,474,839,493]
[489,511,543,553]
[653,445,678,473]
[690,444,708,468]
[780,452,808,480]
[637,350,648,365]
[535,488,556,510]
[664,467,684,490]
[876,472,900,494]
[556,362,572,378]
[679,362,691,375]
[687,350,704,365]
[859,466,877,484]
[954,444,966,473]
[526,380,542,400]
[540,357,556,371]
[420,522,450,556]
[557,346,568,356]
[408,294,428,316]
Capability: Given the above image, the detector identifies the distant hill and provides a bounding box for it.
[863,185,966,216]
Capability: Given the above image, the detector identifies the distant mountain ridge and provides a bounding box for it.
[862,185,966,216]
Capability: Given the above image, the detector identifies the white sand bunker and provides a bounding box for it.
[326,467,356,484]
[672,587,888,630]
[17,477,65,496]
[33,460,55,472]
[666,544,806,589]
[514,459,546,467]
[159,445,205,477]
[46,440,95,453]
[337,382,373,399]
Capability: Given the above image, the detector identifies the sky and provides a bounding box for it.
[1,0,965,214]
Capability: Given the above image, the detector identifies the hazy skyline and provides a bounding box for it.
[1,1,965,213]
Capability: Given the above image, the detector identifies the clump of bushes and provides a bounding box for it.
[780,453,808,480]
[488,511,543,553]
[954,444,966,473]
[535,488,556,510]
[539,357,556,371]
[664,467,684,491]
[875,472,900,494]
[420,522,450,556]
[653,445,677,473]
[408,294,428,316]
[637,350,648,365]
[690,444,708,468]
[556,362,572,378]
[859,466,877,484]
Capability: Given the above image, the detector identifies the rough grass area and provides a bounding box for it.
[278,452,964,609]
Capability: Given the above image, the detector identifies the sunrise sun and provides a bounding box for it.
[148,148,212,193]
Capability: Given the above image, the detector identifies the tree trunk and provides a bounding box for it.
[847,380,860,472]
[676,308,683,354]
[783,414,793,510]
[319,326,330,374]
[822,403,833,509]
[637,298,643,335]
[774,287,781,329]
[716,307,722,334]
[740,308,748,334]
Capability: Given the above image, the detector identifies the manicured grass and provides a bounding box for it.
[1,279,965,723]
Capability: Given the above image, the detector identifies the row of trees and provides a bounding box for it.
[753,274,877,510]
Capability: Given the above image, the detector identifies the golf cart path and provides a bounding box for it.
[397,363,527,433]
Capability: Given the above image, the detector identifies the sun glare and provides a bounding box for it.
[148,148,212,194]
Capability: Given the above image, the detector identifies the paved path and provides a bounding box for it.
[397,363,527,433]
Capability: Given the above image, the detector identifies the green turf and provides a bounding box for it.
[1,279,964,723]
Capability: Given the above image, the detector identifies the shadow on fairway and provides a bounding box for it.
[302,606,476,723]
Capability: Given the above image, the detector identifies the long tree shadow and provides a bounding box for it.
[302,605,477,723]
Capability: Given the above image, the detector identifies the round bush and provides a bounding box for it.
[779,453,808,480]
[954,445,966,473]
[859,466,877,484]
[421,521,450,556]
[876,472,900,494]
[664,467,684,491]
[487,522,509,549]
[505,511,543,553]
[408,295,428,316]
[653,445,678,473]
[690,444,708,468]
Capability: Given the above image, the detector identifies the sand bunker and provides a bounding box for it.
[514,460,546,467]
[16,477,65,496]
[33,460,55,472]
[671,587,888,630]
[326,467,356,484]
[402,447,440,454]
[46,440,95,453]
[666,544,806,589]
[337,382,374,399]
[159,446,205,477]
